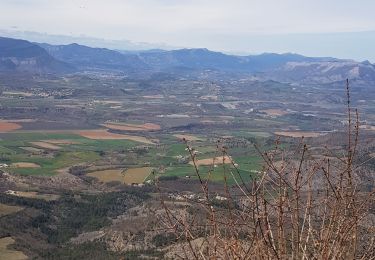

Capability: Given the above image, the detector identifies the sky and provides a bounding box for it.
[1,0,375,61]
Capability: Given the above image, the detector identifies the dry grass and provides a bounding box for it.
[42,139,80,145]
[0,203,23,217]
[87,169,125,183]
[78,130,155,144]
[103,122,161,131]
[260,109,289,116]
[123,167,153,184]
[157,80,375,259]
[4,119,36,123]
[0,237,28,260]
[19,147,44,153]
[142,95,164,99]
[30,141,61,150]
[189,155,231,167]
[274,131,323,138]
[3,91,33,97]
[87,167,153,184]
[7,191,60,201]
[10,162,41,168]
[93,100,122,105]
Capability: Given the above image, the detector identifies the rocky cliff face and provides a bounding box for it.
[0,37,75,73]
[264,60,375,84]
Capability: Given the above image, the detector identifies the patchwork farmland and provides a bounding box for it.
[1,66,374,259]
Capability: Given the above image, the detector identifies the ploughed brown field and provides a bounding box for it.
[78,130,155,144]
[190,156,232,167]
[0,121,22,132]
[102,122,161,131]
[274,131,322,138]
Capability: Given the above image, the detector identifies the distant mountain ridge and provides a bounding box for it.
[1,36,374,84]
[37,43,148,72]
[34,41,344,74]
[135,49,375,84]
[0,37,75,73]
[137,48,331,72]
[269,60,375,84]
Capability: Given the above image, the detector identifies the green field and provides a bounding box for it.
[0,132,138,151]
[0,130,265,181]
[163,155,262,184]
[6,151,100,176]
[0,132,138,176]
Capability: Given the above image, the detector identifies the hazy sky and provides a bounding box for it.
[1,0,375,61]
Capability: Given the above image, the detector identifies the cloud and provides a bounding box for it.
[0,0,374,60]
[2,0,375,36]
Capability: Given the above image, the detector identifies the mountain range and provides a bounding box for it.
[0,37,74,73]
[1,36,375,84]
[38,42,148,72]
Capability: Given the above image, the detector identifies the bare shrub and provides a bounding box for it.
[156,80,375,259]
